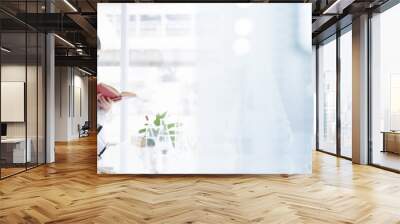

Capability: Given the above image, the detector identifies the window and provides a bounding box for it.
[339,28,352,158]
[371,4,400,171]
[318,37,337,154]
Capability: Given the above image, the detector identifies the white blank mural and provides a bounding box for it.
[97,3,313,174]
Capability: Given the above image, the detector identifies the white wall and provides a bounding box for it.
[55,66,69,141]
[55,67,89,141]
[1,64,46,164]
[72,73,89,138]
[1,65,40,137]
[1,66,26,139]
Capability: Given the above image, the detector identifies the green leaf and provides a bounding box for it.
[167,123,175,129]
[138,128,146,134]
[147,139,155,146]
[170,136,176,147]
[168,130,175,135]
[154,117,160,126]
[159,111,167,119]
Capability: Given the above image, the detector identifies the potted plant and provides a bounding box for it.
[138,112,180,148]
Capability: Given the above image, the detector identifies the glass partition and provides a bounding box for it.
[339,28,352,158]
[317,36,337,154]
[371,4,400,171]
[27,30,38,169]
[26,0,45,169]
[0,2,46,179]
[1,30,28,177]
[38,32,46,165]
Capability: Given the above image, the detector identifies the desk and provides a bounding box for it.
[1,138,31,163]
[382,131,400,154]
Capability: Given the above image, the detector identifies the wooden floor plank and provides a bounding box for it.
[1,135,400,223]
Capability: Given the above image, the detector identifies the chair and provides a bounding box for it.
[78,121,90,138]
[97,124,107,158]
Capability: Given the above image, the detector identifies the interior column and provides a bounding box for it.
[352,14,369,164]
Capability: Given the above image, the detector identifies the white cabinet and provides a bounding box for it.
[1,138,32,163]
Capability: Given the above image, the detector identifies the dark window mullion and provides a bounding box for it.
[0,24,2,179]
[336,29,341,157]
[316,45,320,150]
[25,0,28,171]
[36,0,39,167]
[367,11,373,165]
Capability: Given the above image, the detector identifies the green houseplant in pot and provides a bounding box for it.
[138,112,180,148]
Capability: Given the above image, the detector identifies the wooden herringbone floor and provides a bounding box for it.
[1,136,400,224]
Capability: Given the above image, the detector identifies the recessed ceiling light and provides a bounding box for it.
[322,0,353,15]
[63,0,78,12]
[78,67,92,76]
[1,47,11,53]
[54,34,75,48]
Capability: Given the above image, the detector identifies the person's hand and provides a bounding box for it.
[120,91,136,98]
[97,94,113,112]
[97,83,137,101]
